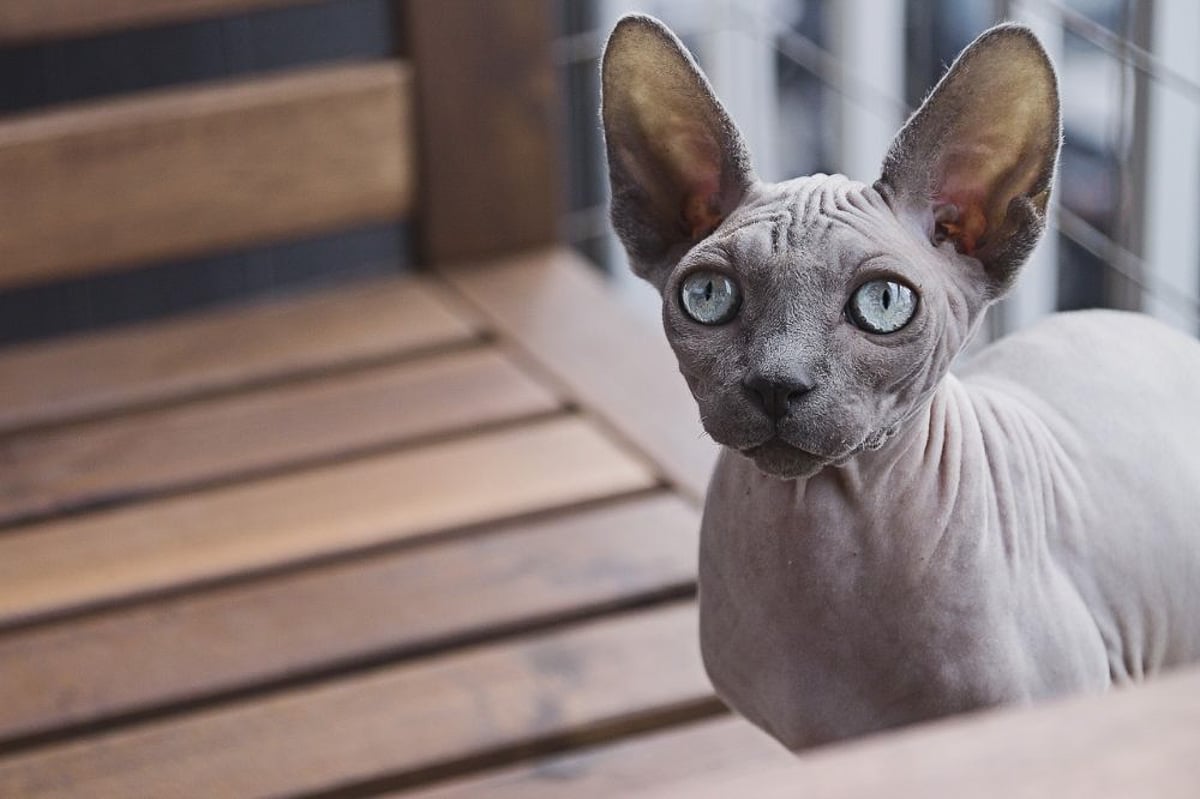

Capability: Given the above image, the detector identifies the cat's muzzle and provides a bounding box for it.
[742,437,829,480]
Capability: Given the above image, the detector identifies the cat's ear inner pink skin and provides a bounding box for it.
[878,24,1061,294]
[601,15,753,290]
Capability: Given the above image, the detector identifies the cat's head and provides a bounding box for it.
[601,16,1060,479]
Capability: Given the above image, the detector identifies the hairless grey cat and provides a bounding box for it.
[601,15,1200,750]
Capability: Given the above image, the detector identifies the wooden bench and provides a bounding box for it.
[0,3,1195,797]
[0,3,753,795]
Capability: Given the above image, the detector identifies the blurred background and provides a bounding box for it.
[3,0,1197,346]
[4,0,1195,345]
[0,2,1195,795]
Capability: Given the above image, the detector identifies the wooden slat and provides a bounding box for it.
[403,717,790,799]
[0,347,558,525]
[441,248,718,499]
[638,667,1200,799]
[0,494,697,743]
[0,1,324,44]
[0,61,412,289]
[0,603,713,799]
[402,0,562,262]
[0,275,475,434]
[0,416,655,629]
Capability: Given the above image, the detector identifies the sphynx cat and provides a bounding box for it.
[601,15,1200,749]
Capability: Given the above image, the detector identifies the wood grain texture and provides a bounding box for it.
[0,0,324,43]
[0,603,712,799]
[0,416,655,629]
[0,347,558,525]
[0,275,476,434]
[639,667,1200,799]
[402,0,562,262]
[403,716,790,799]
[0,61,412,288]
[441,248,718,499]
[0,494,697,743]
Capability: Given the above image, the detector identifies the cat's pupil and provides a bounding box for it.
[679,271,740,325]
[882,288,891,310]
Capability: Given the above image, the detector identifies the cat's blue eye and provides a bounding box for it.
[847,279,917,334]
[680,271,741,325]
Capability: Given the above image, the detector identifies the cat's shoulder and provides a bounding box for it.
[958,309,1200,384]
[1023,308,1191,340]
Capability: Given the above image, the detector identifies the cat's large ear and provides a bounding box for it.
[879,24,1060,294]
[602,15,753,290]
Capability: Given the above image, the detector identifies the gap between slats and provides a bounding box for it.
[397,716,790,799]
[0,344,561,527]
[436,247,719,503]
[0,603,719,799]
[0,415,657,631]
[0,275,478,435]
[0,493,698,750]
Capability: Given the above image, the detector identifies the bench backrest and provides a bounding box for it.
[0,0,562,292]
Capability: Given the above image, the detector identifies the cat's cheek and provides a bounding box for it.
[694,390,772,451]
[676,365,703,396]
[676,364,723,414]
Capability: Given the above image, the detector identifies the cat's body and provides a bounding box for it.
[601,16,1200,749]
[702,306,1200,748]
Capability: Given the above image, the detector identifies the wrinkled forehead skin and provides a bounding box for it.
[666,174,991,379]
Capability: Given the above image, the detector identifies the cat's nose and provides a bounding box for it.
[742,371,814,421]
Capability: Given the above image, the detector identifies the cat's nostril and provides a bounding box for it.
[742,373,815,421]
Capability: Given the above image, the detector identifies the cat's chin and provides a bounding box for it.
[741,439,828,480]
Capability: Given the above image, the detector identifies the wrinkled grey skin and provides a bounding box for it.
[602,15,1200,749]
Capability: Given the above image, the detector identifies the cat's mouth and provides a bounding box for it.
[741,438,829,480]
[738,418,904,479]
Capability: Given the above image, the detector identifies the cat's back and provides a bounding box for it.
[957,309,1200,409]
[956,308,1200,479]
[957,309,1200,670]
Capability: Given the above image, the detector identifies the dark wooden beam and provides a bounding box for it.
[399,0,564,264]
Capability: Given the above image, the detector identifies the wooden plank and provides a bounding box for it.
[638,667,1200,799]
[402,717,790,799]
[0,416,655,629]
[0,1,324,44]
[401,0,562,262]
[0,347,559,525]
[0,494,697,743]
[441,248,718,499]
[0,603,713,799]
[0,275,475,434]
[0,61,412,289]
